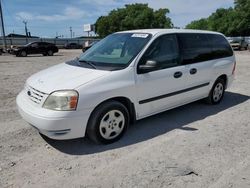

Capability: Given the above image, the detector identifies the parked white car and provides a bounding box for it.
[17,29,236,144]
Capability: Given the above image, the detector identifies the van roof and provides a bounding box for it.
[118,29,222,36]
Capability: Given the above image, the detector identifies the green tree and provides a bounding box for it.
[208,8,236,36]
[186,0,250,36]
[186,18,209,30]
[234,0,250,35]
[95,4,173,37]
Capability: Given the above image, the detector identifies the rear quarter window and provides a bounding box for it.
[207,34,233,59]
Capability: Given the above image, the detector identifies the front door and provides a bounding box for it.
[135,34,188,118]
[29,42,39,54]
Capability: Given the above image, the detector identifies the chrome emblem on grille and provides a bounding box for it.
[27,90,31,96]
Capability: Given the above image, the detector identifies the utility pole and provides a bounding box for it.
[23,20,28,44]
[70,26,72,38]
[0,0,7,50]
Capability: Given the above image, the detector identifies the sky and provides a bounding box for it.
[1,0,234,38]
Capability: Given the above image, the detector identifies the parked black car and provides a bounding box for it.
[0,48,3,55]
[64,43,82,49]
[11,42,58,57]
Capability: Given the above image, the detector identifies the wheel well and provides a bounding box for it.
[89,97,136,125]
[217,74,227,88]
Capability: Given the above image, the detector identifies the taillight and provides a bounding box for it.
[232,61,236,75]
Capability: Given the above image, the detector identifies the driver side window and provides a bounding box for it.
[31,43,38,48]
[139,34,180,70]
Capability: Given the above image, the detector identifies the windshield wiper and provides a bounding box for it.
[78,60,97,69]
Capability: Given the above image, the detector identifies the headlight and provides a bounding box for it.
[43,90,78,111]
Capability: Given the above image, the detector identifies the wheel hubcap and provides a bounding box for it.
[213,83,224,102]
[99,110,125,140]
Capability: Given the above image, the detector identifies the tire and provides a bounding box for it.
[20,50,27,57]
[87,100,129,144]
[47,50,53,56]
[206,78,225,105]
[43,53,47,56]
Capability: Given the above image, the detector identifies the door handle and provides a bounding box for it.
[190,68,197,75]
[174,71,182,78]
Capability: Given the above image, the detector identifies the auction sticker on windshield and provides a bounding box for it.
[131,33,149,38]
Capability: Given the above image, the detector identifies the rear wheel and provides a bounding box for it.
[87,101,129,144]
[206,78,225,104]
[47,50,53,56]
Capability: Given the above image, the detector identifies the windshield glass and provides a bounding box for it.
[79,33,151,67]
[24,42,33,46]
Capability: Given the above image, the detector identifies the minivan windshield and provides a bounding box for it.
[79,33,152,68]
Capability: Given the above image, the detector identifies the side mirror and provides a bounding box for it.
[138,60,158,74]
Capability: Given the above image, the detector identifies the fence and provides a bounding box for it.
[1,36,250,49]
[0,37,100,48]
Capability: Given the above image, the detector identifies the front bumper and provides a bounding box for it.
[16,90,92,140]
[231,44,240,50]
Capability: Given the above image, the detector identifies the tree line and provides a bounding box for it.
[185,0,250,36]
[95,1,250,37]
[95,4,172,38]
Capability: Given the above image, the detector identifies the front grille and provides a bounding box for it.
[26,85,46,104]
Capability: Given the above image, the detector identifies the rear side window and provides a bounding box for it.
[178,33,211,65]
[207,34,233,59]
[38,42,44,47]
[30,43,38,47]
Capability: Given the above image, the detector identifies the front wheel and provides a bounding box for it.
[87,101,129,144]
[20,50,27,57]
[206,78,225,104]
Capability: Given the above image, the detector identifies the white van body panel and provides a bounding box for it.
[16,29,235,140]
[27,63,110,94]
[75,67,137,111]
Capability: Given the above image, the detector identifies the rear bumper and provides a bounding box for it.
[227,74,234,89]
[16,90,92,140]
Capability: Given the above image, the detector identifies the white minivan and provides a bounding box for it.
[17,29,235,144]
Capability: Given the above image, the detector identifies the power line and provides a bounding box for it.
[0,0,7,49]
[70,26,72,38]
[23,20,28,43]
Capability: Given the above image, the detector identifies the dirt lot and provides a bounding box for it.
[0,50,249,188]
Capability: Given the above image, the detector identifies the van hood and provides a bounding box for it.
[27,62,110,94]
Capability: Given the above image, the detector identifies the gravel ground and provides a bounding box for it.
[0,50,249,188]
